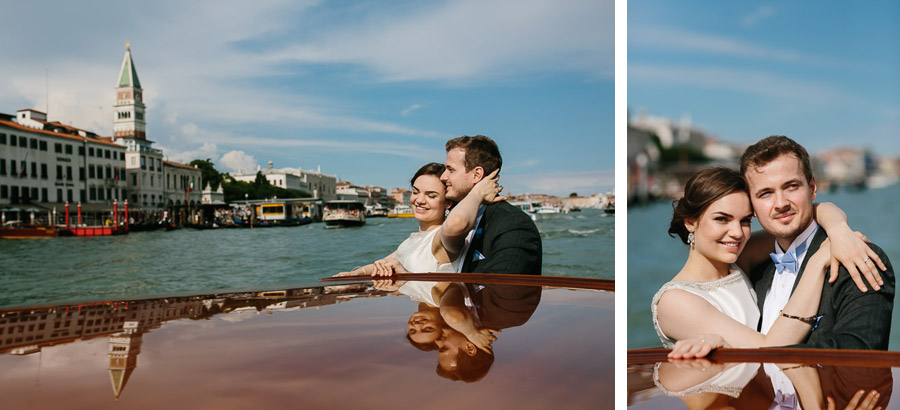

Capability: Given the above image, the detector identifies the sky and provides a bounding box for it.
[0,0,613,197]
[629,1,900,156]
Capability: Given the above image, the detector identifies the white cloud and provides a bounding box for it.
[740,6,776,28]
[629,25,850,68]
[400,104,423,117]
[220,150,259,174]
[629,64,851,103]
[267,0,613,84]
[161,142,219,165]
[504,158,541,170]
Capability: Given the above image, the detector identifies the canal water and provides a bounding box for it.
[628,184,900,350]
[0,208,612,308]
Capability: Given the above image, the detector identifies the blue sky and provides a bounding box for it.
[629,1,900,155]
[0,0,613,197]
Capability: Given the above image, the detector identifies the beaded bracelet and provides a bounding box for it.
[780,310,823,330]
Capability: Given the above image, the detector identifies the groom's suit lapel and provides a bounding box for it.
[754,264,775,326]
[461,206,489,273]
[789,228,828,295]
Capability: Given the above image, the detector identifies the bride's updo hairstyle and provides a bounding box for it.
[668,167,748,245]
[411,162,446,186]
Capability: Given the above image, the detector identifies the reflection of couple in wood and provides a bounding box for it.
[397,284,497,382]
[651,136,895,409]
[656,359,891,410]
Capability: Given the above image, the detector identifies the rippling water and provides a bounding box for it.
[0,208,612,308]
[628,184,900,350]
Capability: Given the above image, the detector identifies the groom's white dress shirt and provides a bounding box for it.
[760,220,819,335]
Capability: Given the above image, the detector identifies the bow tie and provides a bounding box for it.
[770,240,809,275]
[771,251,798,274]
[771,391,797,410]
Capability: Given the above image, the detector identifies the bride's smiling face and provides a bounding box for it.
[411,175,450,224]
[685,191,753,265]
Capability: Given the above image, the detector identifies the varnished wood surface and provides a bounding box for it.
[628,347,900,367]
[320,273,615,291]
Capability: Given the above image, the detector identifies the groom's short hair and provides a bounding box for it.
[740,135,814,183]
[445,135,502,176]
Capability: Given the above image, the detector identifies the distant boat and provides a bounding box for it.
[324,200,366,228]
[509,201,539,221]
[69,225,128,236]
[603,202,615,214]
[387,205,414,218]
[366,204,389,218]
[536,205,567,214]
[0,221,71,239]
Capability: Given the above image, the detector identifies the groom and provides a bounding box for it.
[741,135,894,349]
[440,135,542,275]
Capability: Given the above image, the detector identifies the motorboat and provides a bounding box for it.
[387,205,414,218]
[366,204,389,218]
[536,205,567,214]
[0,221,70,239]
[323,200,366,227]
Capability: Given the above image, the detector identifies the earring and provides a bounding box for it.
[687,231,695,250]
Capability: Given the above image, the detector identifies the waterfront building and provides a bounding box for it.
[0,109,127,215]
[294,165,337,200]
[336,181,369,202]
[561,193,607,209]
[233,160,309,193]
[365,185,393,208]
[819,147,871,188]
[163,160,202,212]
[2,43,202,224]
[232,161,337,200]
[389,187,411,207]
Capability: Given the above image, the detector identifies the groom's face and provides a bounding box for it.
[745,153,817,250]
[441,148,481,202]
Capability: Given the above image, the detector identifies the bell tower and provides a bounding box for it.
[113,42,146,141]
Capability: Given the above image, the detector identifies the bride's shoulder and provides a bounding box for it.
[653,286,718,323]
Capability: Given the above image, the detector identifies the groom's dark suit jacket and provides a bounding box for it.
[749,228,895,349]
[461,201,542,275]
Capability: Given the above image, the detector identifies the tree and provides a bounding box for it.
[189,159,224,190]
[569,192,578,197]
[254,171,269,186]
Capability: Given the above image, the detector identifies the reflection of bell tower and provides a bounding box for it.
[108,321,142,402]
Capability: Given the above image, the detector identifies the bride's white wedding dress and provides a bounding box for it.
[651,265,759,348]
[393,228,460,307]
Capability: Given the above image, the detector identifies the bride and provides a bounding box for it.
[653,167,885,357]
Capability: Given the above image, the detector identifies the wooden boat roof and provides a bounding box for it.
[0,275,613,408]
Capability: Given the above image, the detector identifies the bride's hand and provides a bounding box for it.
[826,229,886,292]
[668,334,728,360]
[472,169,506,204]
